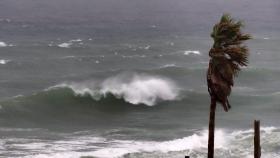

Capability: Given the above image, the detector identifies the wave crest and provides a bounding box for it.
[49,74,180,106]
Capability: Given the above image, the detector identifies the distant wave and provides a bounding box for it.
[0,42,7,47]
[69,39,82,42]
[0,41,14,47]
[121,55,146,58]
[184,50,201,55]
[0,59,10,64]
[49,73,180,106]
[58,42,72,48]
[17,127,279,158]
[57,39,84,48]
[160,64,177,68]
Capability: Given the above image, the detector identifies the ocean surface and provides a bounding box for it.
[0,0,280,157]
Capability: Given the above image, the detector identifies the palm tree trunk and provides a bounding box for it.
[208,97,216,158]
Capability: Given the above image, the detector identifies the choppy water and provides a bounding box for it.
[1,0,280,157]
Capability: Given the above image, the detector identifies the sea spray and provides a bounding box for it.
[48,73,180,106]
[100,74,179,106]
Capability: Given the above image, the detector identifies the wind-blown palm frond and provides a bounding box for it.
[207,13,251,112]
[210,13,251,77]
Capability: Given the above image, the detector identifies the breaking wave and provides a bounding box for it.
[8,127,278,158]
[49,74,180,106]
[88,127,280,158]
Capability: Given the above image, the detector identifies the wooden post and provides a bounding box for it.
[254,120,261,158]
[208,97,216,158]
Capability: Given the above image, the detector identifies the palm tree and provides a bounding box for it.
[207,14,251,158]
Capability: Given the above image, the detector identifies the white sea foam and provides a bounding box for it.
[20,130,223,158]
[0,42,8,47]
[0,127,42,132]
[121,55,146,58]
[90,129,227,158]
[57,39,85,48]
[20,127,280,158]
[139,45,151,50]
[0,59,10,64]
[61,56,76,59]
[49,74,180,106]
[100,74,179,106]
[0,41,14,47]
[69,39,82,42]
[58,42,72,48]
[161,64,177,68]
[184,50,201,55]
[151,25,157,28]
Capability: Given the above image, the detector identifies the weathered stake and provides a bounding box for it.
[254,120,261,158]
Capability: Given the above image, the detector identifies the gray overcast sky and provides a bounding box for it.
[0,0,279,37]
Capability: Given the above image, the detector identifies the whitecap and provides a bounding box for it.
[69,39,82,42]
[151,25,157,28]
[48,73,180,106]
[0,41,8,47]
[138,45,151,50]
[0,59,10,64]
[60,56,76,59]
[58,43,72,48]
[184,50,201,55]
[121,55,146,58]
[100,74,179,106]
[161,64,176,68]
[144,45,151,50]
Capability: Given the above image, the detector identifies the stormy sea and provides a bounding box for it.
[0,0,280,157]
